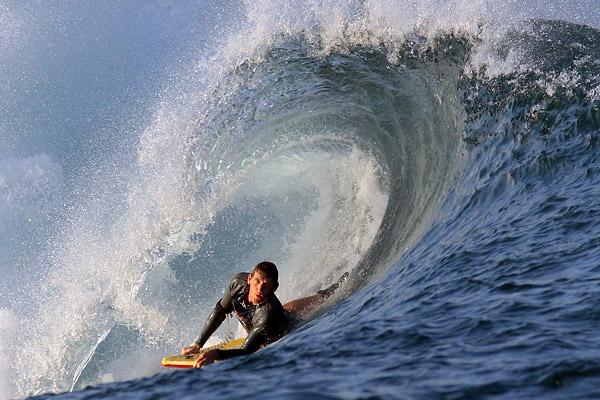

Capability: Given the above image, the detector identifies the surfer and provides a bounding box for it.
[181,261,345,368]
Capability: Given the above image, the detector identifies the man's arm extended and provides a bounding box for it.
[181,300,229,355]
[194,304,274,367]
[194,300,229,347]
[181,277,238,355]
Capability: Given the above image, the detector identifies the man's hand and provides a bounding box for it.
[193,349,219,368]
[181,343,201,355]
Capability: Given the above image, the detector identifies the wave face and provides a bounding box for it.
[2,1,600,399]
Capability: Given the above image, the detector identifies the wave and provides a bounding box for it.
[3,1,600,398]
[11,32,467,400]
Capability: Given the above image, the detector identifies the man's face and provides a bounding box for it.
[247,270,277,305]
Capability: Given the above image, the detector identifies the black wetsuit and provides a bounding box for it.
[194,272,295,360]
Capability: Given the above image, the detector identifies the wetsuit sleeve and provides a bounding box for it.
[194,279,237,347]
[194,300,228,347]
[214,325,268,359]
[213,307,270,360]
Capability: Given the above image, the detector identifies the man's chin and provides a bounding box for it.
[249,294,263,304]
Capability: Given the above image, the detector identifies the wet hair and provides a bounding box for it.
[251,261,279,284]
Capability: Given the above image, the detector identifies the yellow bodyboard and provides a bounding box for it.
[161,338,246,368]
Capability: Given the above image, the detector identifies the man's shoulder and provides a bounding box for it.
[228,272,249,293]
[231,272,249,282]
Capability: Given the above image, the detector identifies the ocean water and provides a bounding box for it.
[1,1,600,399]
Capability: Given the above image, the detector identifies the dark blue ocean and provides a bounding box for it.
[1,1,600,399]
